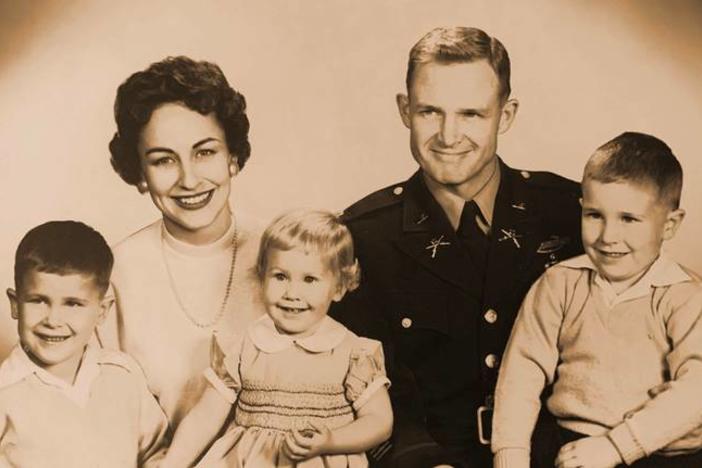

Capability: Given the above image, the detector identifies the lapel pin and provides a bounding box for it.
[511,202,526,211]
[426,235,450,258]
[416,213,429,225]
[498,228,522,248]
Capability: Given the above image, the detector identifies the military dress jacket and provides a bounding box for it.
[331,160,583,467]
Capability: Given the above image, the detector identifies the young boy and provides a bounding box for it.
[0,221,168,467]
[492,132,702,468]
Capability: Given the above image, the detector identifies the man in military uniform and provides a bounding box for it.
[331,27,583,467]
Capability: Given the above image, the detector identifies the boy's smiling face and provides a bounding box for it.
[7,270,110,383]
[581,179,684,293]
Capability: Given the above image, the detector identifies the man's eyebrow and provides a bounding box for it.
[457,106,489,114]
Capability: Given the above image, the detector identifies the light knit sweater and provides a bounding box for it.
[0,345,168,467]
[97,212,266,427]
[492,254,702,467]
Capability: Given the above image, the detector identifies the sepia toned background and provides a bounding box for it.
[1,0,701,358]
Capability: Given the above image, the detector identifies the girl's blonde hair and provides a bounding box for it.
[256,209,361,292]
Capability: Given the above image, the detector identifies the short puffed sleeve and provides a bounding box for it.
[344,337,391,411]
[203,333,244,405]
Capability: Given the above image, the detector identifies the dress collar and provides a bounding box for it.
[561,252,691,305]
[248,315,348,353]
[0,344,103,407]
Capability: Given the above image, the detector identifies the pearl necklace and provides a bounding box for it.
[161,215,238,329]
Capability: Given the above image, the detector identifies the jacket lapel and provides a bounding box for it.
[393,172,484,299]
[483,163,542,304]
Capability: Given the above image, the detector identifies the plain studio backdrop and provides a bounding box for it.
[0,0,701,357]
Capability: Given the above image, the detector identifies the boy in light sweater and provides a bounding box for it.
[0,221,168,467]
[492,132,702,467]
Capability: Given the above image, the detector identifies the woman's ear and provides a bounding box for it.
[137,180,149,194]
[229,156,239,177]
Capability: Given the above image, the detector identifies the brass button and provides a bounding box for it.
[393,186,404,195]
[520,170,530,179]
[401,317,412,328]
[484,354,499,369]
[484,309,498,324]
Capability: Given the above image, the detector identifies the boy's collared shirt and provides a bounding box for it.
[0,344,168,467]
[561,252,691,307]
[0,345,105,407]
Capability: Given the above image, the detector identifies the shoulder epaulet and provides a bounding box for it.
[515,169,580,193]
[342,182,405,221]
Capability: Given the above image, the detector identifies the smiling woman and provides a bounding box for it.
[97,57,266,429]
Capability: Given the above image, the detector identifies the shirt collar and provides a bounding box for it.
[0,344,102,407]
[249,315,348,353]
[424,159,501,231]
[561,252,691,304]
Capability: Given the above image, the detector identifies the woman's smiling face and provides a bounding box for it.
[138,102,235,244]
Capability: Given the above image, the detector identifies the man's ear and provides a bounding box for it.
[97,296,115,325]
[497,98,519,135]
[663,208,685,241]
[396,93,411,129]
[7,288,18,320]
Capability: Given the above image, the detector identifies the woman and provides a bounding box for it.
[98,56,265,427]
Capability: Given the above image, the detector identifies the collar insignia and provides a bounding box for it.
[426,235,450,258]
[498,228,522,248]
[416,213,429,225]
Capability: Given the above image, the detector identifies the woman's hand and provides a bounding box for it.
[282,421,332,461]
[554,435,621,468]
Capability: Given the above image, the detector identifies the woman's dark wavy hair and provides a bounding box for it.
[109,56,251,186]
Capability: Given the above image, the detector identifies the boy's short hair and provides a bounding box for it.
[583,131,683,209]
[14,221,114,296]
[256,210,360,292]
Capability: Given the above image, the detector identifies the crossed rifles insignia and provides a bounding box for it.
[425,235,450,258]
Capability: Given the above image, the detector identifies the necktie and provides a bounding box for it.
[457,200,489,275]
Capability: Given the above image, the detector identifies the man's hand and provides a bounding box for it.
[282,421,332,461]
[647,382,702,455]
[554,435,621,468]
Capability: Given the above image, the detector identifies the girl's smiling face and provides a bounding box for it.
[262,247,346,339]
[137,102,235,245]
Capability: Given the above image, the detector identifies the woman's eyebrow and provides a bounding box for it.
[144,146,174,156]
[193,137,220,149]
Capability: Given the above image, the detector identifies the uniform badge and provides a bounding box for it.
[511,202,527,211]
[537,236,570,254]
[498,228,522,248]
[425,235,450,258]
[416,213,429,225]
